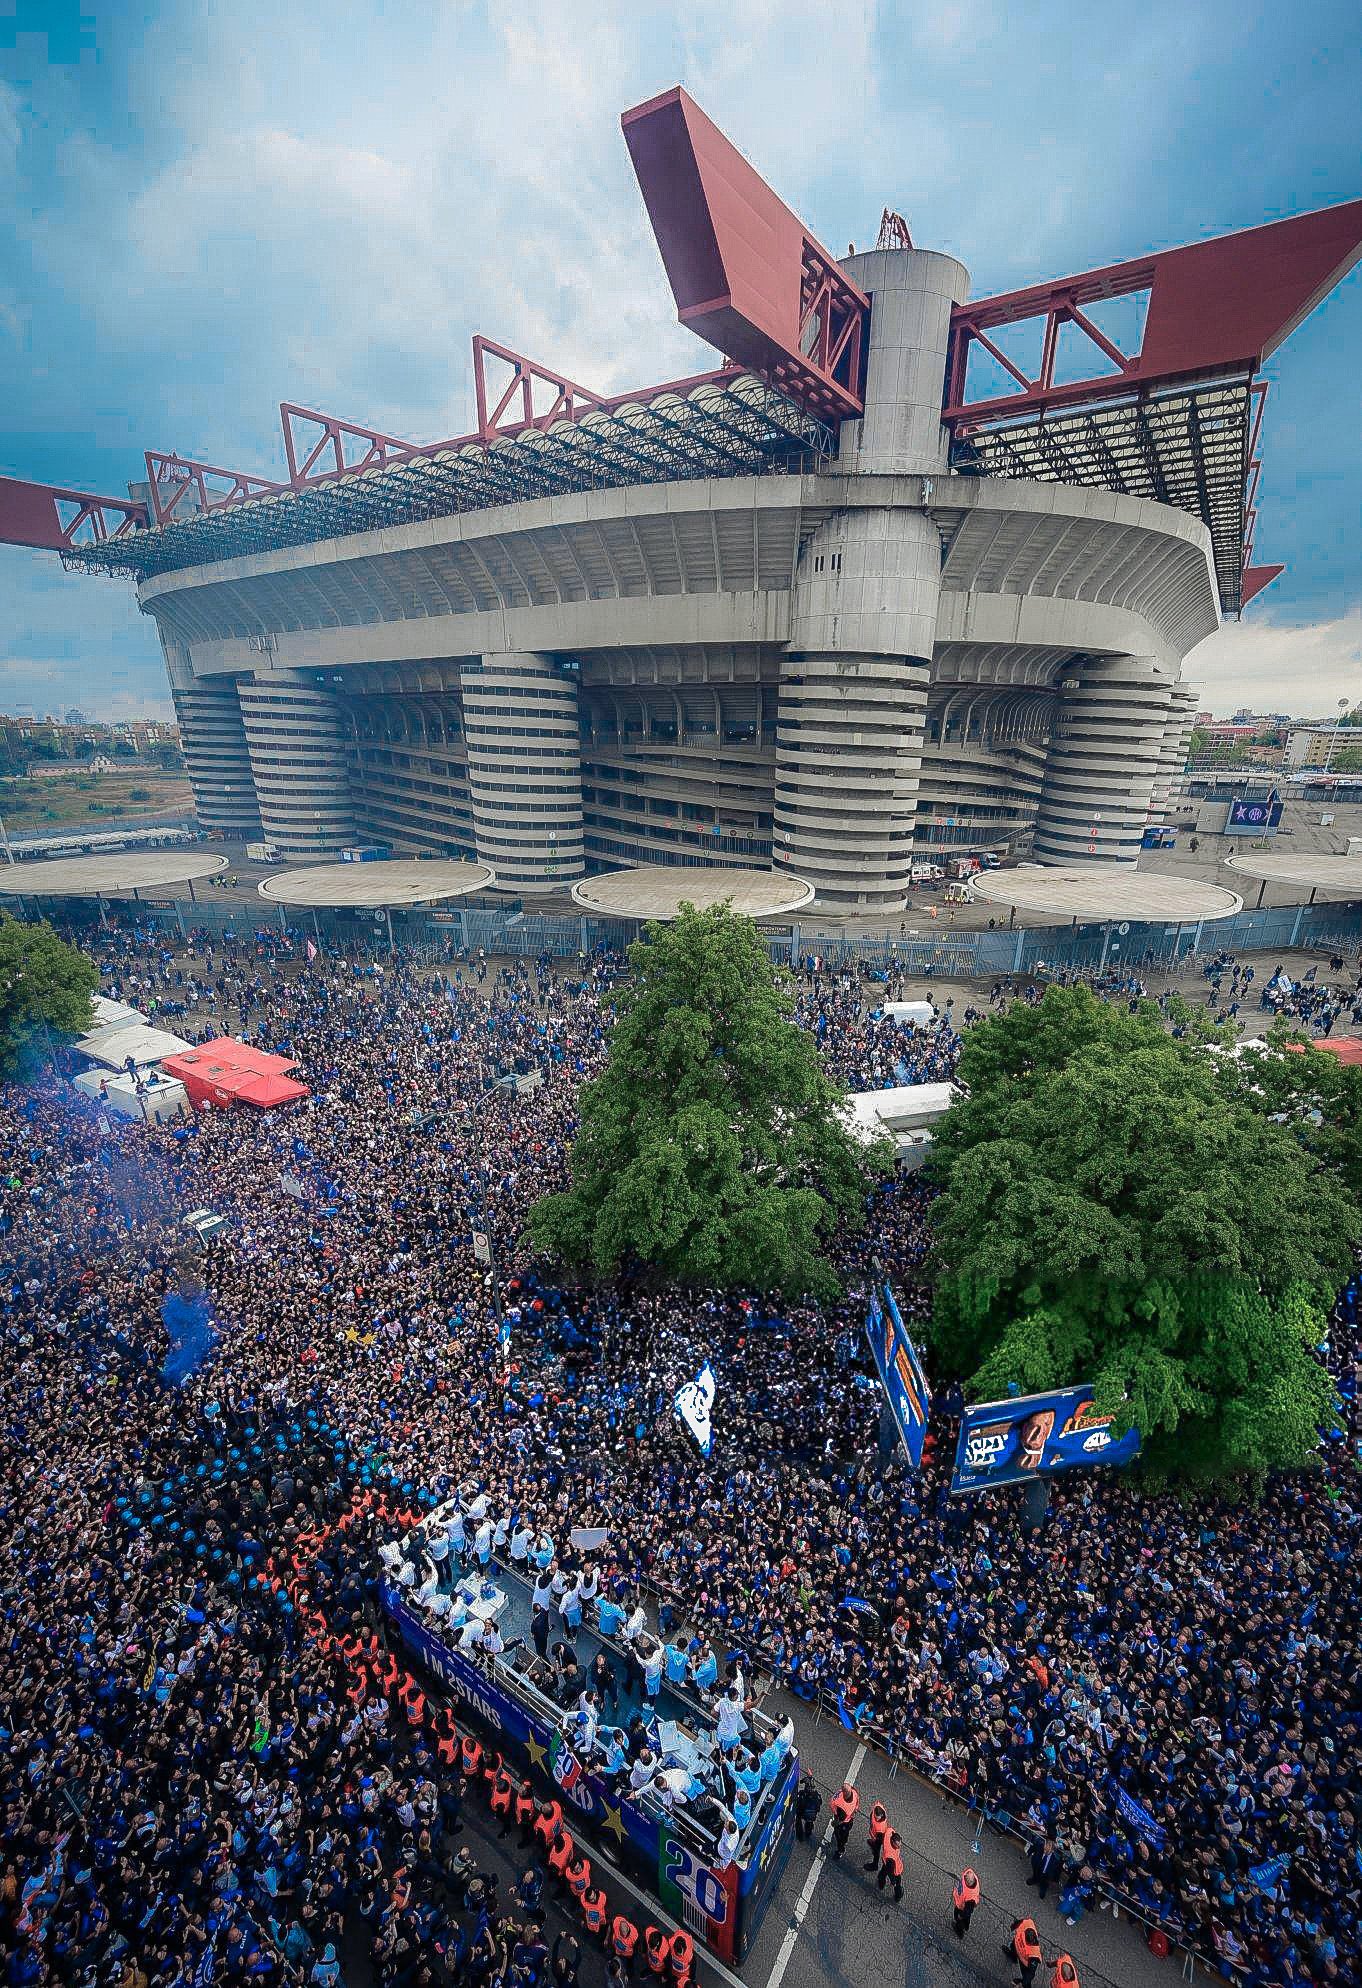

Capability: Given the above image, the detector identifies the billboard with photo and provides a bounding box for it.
[865,1284,931,1470]
[949,1383,1140,1495]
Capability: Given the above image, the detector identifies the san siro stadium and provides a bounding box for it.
[7,89,1361,911]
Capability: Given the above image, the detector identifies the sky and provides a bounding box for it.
[1,0,1359,721]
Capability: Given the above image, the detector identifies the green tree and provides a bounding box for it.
[529,902,890,1298]
[0,915,98,1075]
[927,986,1356,1484]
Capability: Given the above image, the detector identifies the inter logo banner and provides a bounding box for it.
[950,1384,1141,1495]
[674,1363,717,1456]
[865,1284,931,1470]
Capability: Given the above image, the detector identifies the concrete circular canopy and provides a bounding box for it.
[1224,851,1362,898]
[570,866,815,922]
[0,851,229,897]
[257,859,495,909]
[969,865,1243,923]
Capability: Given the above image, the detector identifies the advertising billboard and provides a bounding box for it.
[866,1284,932,1470]
[949,1384,1140,1495]
[1225,792,1283,833]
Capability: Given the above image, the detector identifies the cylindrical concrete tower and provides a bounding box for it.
[237,672,357,858]
[773,247,968,911]
[159,633,261,837]
[1150,682,1201,821]
[459,652,584,891]
[1033,655,1175,864]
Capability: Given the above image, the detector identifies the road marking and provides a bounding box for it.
[762,1740,867,1988]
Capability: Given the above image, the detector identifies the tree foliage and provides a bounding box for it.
[0,914,98,1077]
[927,986,1356,1484]
[529,903,891,1298]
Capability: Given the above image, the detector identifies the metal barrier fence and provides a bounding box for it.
[117,893,1362,980]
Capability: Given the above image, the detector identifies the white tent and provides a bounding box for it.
[72,1067,189,1124]
[76,1019,194,1072]
[843,1082,956,1170]
[91,995,144,1030]
[882,1000,937,1027]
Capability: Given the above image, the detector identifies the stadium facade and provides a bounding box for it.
[6,91,1361,910]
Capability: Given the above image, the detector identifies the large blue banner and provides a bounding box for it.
[1225,792,1282,833]
[866,1285,931,1470]
[949,1384,1141,1495]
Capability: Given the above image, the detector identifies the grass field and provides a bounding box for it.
[0,767,194,833]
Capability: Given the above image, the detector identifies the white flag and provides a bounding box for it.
[674,1362,716,1457]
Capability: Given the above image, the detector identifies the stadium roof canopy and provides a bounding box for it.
[256,858,494,909]
[0,851,228,897]
[571,865,814,921]
[59,372,835,585]
[10,86,1359,619]
[969,865,1243,924]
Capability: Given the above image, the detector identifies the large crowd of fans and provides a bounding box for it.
[0,922,1357,1988]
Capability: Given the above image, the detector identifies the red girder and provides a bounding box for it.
[944,196,1362,427]
[0,474,148,552]
[622,85,868,420]
[145,452,286,526]
[280,404,419,486]
[472,336,608,441]
[273,339,738,494]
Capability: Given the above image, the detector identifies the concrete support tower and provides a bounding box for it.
[458,652,585,891]
[1033,656,1174,863]
[773,245,967,912]
[237,673,357,858]
[159,633,261,838]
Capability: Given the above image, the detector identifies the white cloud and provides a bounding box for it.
[1183,609,1362,717]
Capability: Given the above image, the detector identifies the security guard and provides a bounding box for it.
[610,1912,639,1977]
[643,1925,669,1977]
[513,1778,537,1846]
[829,1782,860,1858]
[581,1884,609,1940]
[460,1730,483,1782]
[533,1797,564,1854]
[952,1866,980,1939]
[566,1849,593,1909]
[1050,1956,1079,1988]
[863,1801,890,1871]
[489,1763,515,1834]
[877,1827,904,1904]
[548,1824,576,1891]
[667,1929,695,1986]
[1007,1916,1043,1988]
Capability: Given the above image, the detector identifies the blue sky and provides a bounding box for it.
[2,0,1359,719]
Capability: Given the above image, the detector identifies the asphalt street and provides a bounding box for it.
[425,1676,1173,1988]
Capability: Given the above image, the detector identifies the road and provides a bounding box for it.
[421,1680,1173,1988]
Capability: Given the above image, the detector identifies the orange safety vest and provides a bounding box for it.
[567,1858,591,1901]
[668,1929,694,1983]
[868,1803,889,1846]
[644,1926,669,1974]
[1013,1919,1042,1962]
[461,1734,482,1779]
[612,1917,639,1958]
[881,1834,904,1878]
[490,1771,514,1816]
[534,1802,562,1849]
[1051,1960,1078,1988]
[549,1832,575,1878]
[582,1889,608,1935]
[831,1786,860,1825]
[404,1688,425,1727]
[514,1787,536,1827]
[436,1729,458,1766]
[953,1871,980,1910]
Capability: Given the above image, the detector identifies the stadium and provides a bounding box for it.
[4,90,1362,911]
